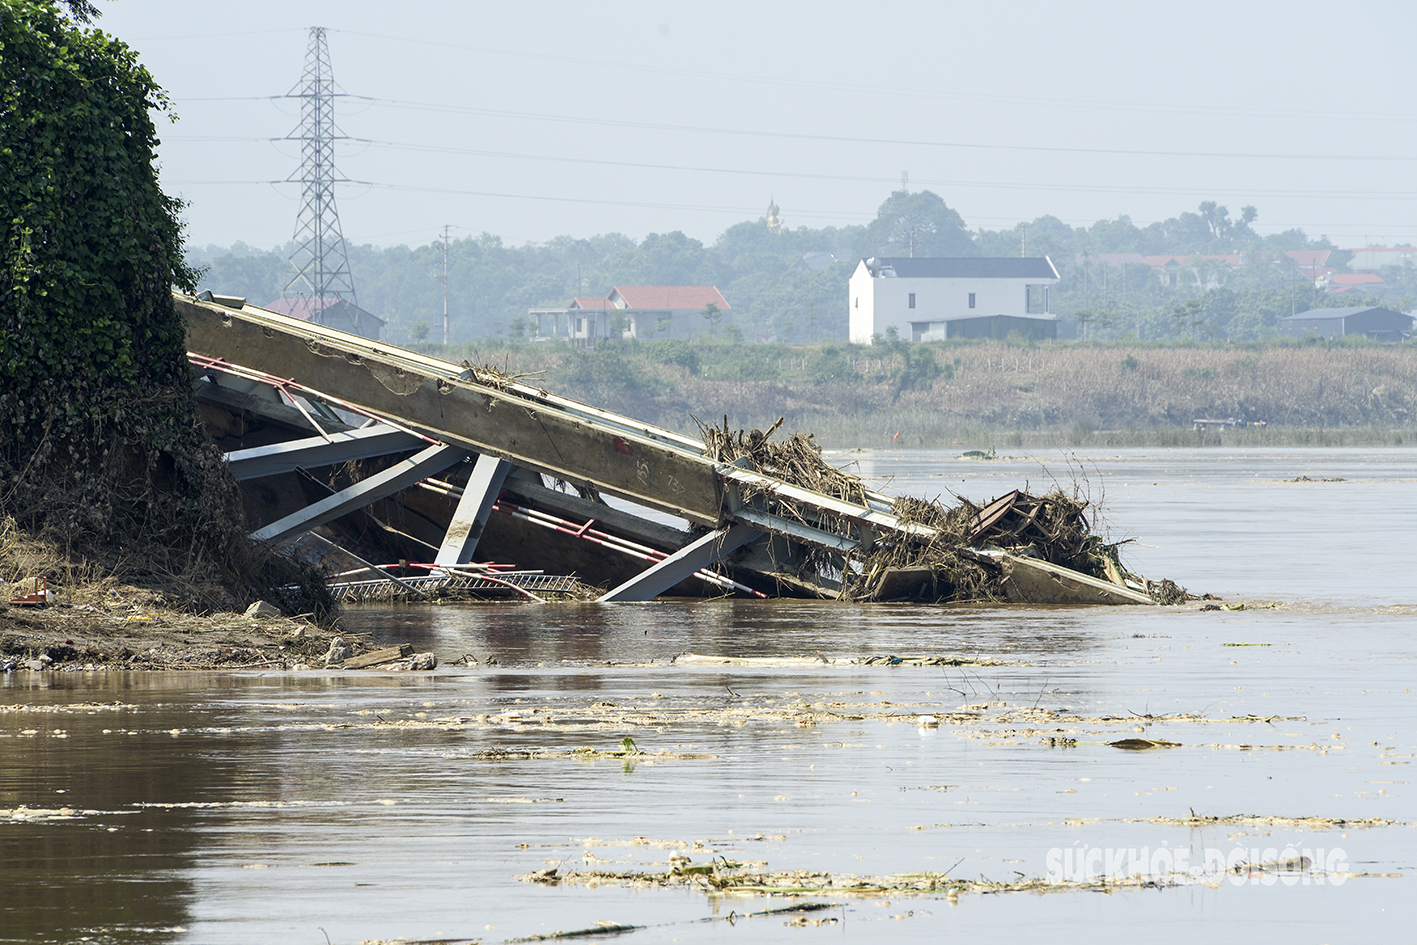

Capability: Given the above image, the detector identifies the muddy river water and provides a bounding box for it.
[3,447,1413,944]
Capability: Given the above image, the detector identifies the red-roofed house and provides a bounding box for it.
[1323,272,1385,295]
[607,286,729,313]
[530,286,732,343]
[1143,254,1245,288]
[1281,249,1335,286]
[262,297,385,340]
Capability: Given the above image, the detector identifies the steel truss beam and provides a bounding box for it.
[224,424,425,481]
[434,454,511,567]
[597,523,761,602]
[250,444,468,543]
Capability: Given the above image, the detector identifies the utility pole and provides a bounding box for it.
[282,26,357,318]
[441,224,451,345]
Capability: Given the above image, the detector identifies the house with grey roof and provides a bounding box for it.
[1277,306,1412,342]
[847,257,1059,344]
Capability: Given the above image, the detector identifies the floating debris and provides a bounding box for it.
[1109,738,1182,750]
[522,861,1198,897]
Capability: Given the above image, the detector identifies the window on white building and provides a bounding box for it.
[1026,285,1048,314]
[968,292,976,309]
[908,293,916,309]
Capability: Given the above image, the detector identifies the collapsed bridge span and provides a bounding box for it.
[180,294,1165,605]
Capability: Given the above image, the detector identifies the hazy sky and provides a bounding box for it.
[95,0,1417,253]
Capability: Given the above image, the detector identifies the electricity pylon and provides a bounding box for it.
[281,26,357,306]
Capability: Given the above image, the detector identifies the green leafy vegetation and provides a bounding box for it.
[0,0,327,615]
[188,187,1403,349]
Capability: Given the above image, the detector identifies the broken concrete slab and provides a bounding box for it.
[243,600,282,618]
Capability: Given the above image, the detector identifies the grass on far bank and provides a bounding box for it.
[410,336,1417,450]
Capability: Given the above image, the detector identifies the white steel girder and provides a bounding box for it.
[250,444,468,544]
[433,454,512,568]
[224,424,425,481]
[597,523,761,602]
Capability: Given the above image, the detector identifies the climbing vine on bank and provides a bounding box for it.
[0,1,291,611]
[1,0,203,463]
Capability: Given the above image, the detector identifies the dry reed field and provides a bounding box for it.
[443,340,1417,448]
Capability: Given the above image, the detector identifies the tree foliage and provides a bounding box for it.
[2,0,200,452]
[191,191,1351,348]
[854,190,975,259]
[0,0,297,610]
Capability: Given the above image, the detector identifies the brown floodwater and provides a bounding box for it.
[1,447,1412,944]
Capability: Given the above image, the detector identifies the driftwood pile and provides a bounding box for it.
[701,419,1162,603]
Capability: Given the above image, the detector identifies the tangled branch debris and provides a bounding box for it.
[700,421,1186,604]
[701,416,868,507]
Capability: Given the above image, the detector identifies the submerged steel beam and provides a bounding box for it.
[224,424,426,480]
[250,444,468,543]
[597,523,761,602]
[434,454,511,567]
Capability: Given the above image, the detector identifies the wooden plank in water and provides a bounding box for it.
[343,644,415,669]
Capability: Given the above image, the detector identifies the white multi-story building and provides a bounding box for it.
[847,257,1059,344]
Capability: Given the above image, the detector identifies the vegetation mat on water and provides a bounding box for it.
[523,862,1219,897]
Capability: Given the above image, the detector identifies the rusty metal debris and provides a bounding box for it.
[8,577,52,607]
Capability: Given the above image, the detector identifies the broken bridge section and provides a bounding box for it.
[180,294,1159,605]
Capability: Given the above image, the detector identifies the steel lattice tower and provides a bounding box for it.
[282,26,356,306]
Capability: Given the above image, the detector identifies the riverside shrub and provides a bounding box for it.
[0,1,326,614]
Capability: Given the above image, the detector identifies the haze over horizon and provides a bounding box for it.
[97,0,1417,253]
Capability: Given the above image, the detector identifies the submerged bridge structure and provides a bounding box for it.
[180,294,1155,605]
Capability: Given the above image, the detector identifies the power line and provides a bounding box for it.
[332,29,1417,127]
[163,133,1417,201]
[162,178,1417,235]
[174,94,1417,164]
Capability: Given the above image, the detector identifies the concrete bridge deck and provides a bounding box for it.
[179,293,1154,605]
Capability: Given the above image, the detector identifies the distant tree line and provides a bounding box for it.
[189,190,1414,346]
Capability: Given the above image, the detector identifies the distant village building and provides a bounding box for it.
[1321,272,1386,295]
[1278,306,1412,342]
[1285,249,1333,282]
[1345,246,1417,271]
[847,257,1059,344]
[910,313,1058,342]
[1142,254,1244,289]
[530,286,731,343]
[262,297,385,340]
[1086,249,1390,295]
